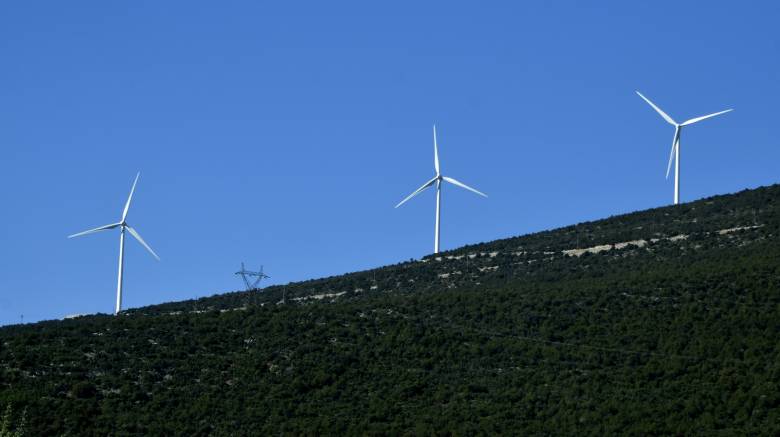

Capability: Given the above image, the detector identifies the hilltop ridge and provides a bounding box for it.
[133,183,778,315]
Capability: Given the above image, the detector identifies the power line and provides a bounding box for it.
[235,262,270,291]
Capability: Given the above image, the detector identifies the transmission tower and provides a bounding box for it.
[235,262,270,291]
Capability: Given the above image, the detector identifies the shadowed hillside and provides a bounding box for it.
[1,185,779,435]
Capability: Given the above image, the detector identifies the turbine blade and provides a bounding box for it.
[122,172,141,222]
[665,127,680,179]
[68,223,121,238]
[395,176,437,208]
[680,109,733,126]
[636,91,677,126]
[442,176,488,198]
[125,225,160,261]
[433,125,440,175]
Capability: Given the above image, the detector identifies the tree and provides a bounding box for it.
[0,404,26,437]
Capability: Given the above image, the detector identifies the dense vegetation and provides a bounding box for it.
[0,404,26,437]
[1,185,779,435]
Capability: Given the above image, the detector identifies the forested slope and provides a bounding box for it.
[1,185,778,435]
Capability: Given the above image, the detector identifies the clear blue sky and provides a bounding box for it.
[1,1,778,325]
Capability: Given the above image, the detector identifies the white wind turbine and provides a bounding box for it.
[636,91,732,205]
[395,125,487,254]
[68,172,160,315]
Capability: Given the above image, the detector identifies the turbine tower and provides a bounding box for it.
[68,172,160,315]
[636,91,732,205]
[235,263,270,291]
[396,125,487,254]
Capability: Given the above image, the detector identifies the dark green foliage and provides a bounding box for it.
[1,185,779,435]
[0,404,26,437]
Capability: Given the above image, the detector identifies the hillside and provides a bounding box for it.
[1,185,779,435]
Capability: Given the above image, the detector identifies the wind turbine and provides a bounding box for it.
[68,172,160,315]
[636,91,732,205]
[395,125,487,254]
